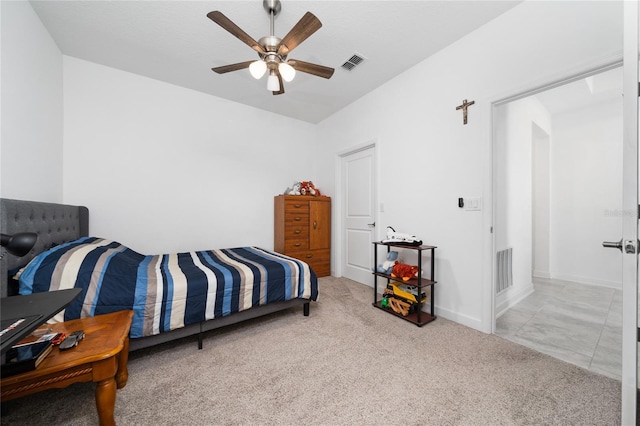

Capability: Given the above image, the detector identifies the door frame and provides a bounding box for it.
[335,140,378,281]
[621,2,639,423]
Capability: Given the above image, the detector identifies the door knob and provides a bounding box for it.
[602,239,623,251]
[603,239,638,254]
[625,240,638,254]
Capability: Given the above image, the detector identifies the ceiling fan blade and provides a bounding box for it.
[211,61,254,74]
[277,12,322,56]
[273,71,285,95]
[289,60,335,79]
[207,11,265,54]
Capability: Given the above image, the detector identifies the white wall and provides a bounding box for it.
[1,1,63,202]
[63,57,318,254]
[494,96,551,314]
[550,98,623,287]
[316,0,622,331]
[532,123,551,279]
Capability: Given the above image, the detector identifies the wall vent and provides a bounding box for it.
[341,53,366,71]
[496,248,513,294]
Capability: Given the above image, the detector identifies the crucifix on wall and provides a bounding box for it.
[456,99,475,125]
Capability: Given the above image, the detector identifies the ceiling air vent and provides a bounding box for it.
[341,53,366,71]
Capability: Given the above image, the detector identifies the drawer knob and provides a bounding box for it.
[305,255,313,259]
[294,243,301,247]
[294,230,301,234]
[294,217,301,221]
[294,204,301,208]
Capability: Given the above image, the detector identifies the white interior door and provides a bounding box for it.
[621,2,639,423]
[341,145,376,284]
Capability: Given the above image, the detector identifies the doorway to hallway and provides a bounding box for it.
[493,66,623,379]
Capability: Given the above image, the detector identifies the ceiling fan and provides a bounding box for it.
[207,0,335,95]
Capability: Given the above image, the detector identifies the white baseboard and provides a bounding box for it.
[495,283,535,318]
[432,305,483,331]
[552,273,621,290]
[533,270,551,279]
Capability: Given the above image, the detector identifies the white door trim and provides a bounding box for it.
[335,140,378,280]
[621,2,638,423]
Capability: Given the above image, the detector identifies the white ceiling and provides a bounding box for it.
[29,0,522,124]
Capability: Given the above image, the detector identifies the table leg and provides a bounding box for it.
[95,377,117,426]
[116,338,130,389]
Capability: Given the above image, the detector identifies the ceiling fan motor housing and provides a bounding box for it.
[259,36,283,54]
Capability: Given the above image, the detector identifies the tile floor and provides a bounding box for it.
[495,278,622,381]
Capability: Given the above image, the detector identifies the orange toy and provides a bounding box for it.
[387,297,411,316]
[391,262,419,281]
[300,181,322,196]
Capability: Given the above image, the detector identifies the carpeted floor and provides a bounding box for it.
[1,276,621,425]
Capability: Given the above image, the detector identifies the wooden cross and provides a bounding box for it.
[456,99,475,125]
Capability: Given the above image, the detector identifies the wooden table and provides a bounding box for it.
[1,310,133,426]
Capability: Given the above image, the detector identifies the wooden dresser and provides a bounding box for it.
[274,195,331,277]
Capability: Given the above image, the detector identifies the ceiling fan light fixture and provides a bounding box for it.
[208,2,335,95]
[267,70,280,91]
[249,60,267,79]
[279,62,296,82]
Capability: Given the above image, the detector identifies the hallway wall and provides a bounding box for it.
[495,96,551,314]
[496,82,623,315]
[550,98,623,287]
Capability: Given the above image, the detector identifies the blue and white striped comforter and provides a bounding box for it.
[18,237,318,338]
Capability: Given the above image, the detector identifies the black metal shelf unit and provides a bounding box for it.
[372,241,437,326]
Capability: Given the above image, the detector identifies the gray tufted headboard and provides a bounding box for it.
[0,199,89,297]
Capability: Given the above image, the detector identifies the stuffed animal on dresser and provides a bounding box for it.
[285,182,301,195]
[300,181,321,196]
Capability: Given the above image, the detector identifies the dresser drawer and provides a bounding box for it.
[284,201,309,214]
[284,239,309,251]
[284,226,308,240]
[286,249,330,277]
[284,212,308,224]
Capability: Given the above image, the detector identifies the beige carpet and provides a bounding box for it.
[1,277,621,425]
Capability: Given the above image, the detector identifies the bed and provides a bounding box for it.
[0,198,318,351]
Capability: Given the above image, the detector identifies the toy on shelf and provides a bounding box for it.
[376,251,399,274]
[387,282,427,304]
[383,226,422,246]
[388,297,411,316]
[381,287,412,316]
[391,262,419,281]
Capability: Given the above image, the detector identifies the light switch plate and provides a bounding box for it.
[465,197,482,211]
